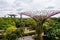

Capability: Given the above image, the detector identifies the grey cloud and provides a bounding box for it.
[0,0,60,17]
[20,0,33,3]
[0,0,9,8]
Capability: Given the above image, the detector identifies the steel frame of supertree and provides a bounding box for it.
[20,10,60,40]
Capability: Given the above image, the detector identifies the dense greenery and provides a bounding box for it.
[0,17,60,40]
[43,17,60,40]
[0,17,36,40]
[0,17,36,30]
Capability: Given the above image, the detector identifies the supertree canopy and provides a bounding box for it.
[20,10,60,21]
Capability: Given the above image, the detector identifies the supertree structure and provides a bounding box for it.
[20,10,60,40]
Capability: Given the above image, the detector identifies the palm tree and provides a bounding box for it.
[20,10,60,40]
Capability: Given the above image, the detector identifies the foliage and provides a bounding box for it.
[6,33,18,40]
[5,26,17,34]
[43,18,60,40]
[15,28,24,37]
[20,22,25,27]
[0,17,16,30]
[4,26,24,40]
[25,18,36,27]
[1,17,60,40]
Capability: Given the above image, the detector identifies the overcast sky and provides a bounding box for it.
[0,0,60,17]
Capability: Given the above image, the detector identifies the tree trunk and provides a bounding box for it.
[36,21,44,40]
[38,33,43,40]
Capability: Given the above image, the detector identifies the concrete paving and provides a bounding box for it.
[18,36,34,40]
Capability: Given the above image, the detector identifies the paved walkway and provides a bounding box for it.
[18,36,34,40]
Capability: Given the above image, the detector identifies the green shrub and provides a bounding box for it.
[4,26,24,40]
[6,33,18,40]
[15,28,24,37]
[0,35,3,39]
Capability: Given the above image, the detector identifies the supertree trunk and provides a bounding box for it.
[37,24,43,40]
[36,19,46,40]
